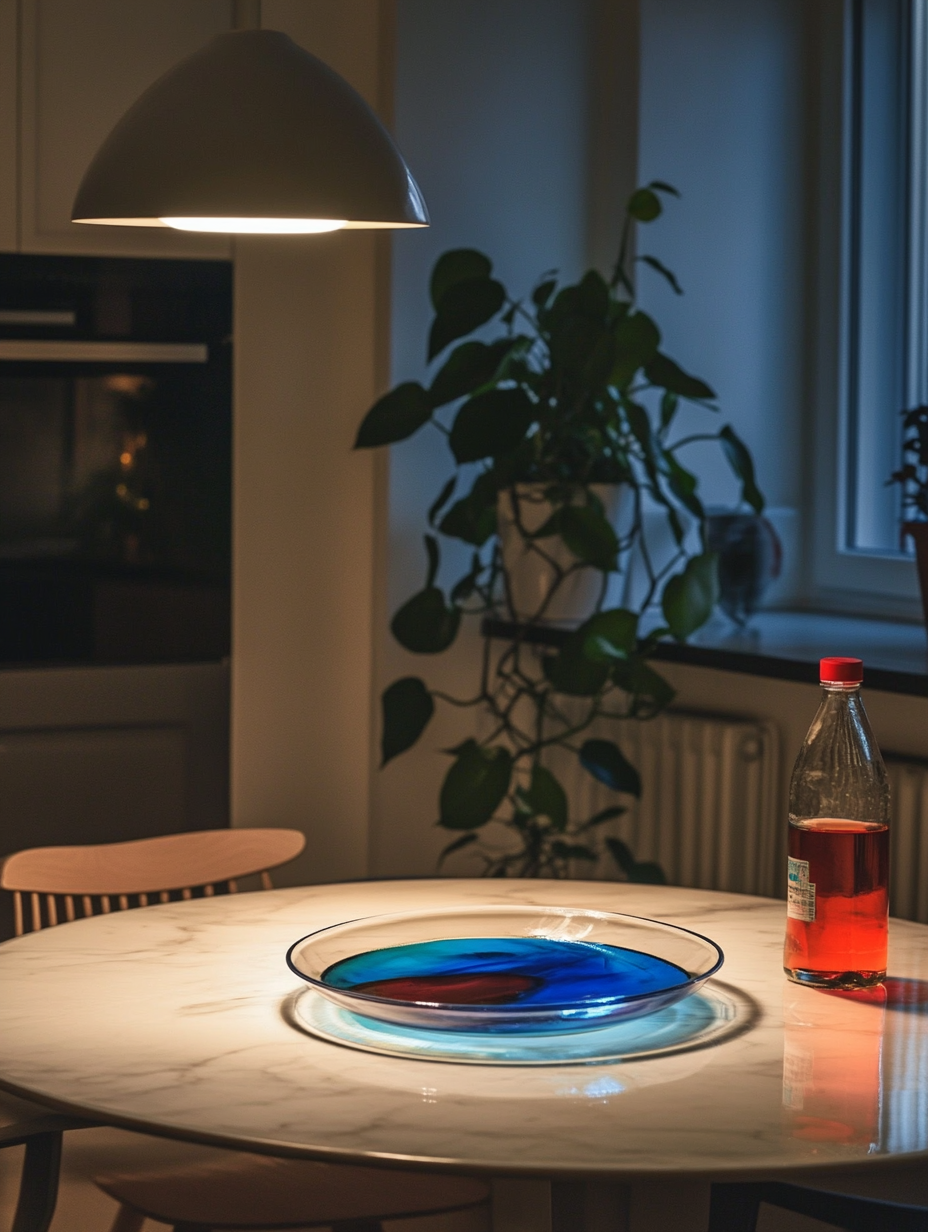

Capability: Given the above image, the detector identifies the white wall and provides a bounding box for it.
[370,0,602,876]
[232,0,389,886]
[637,0,807,599]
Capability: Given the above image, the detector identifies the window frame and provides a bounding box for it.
[810,0,922,618]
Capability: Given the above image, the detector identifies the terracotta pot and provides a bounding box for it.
[903,522,928,626]
[496,483,628,625]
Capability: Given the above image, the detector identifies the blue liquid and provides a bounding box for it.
[323,936,689,1008]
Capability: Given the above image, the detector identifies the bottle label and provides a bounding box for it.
[787,857,816,921]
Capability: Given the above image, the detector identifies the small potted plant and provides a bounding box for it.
[355,183,765,879]
[890,404,928,623]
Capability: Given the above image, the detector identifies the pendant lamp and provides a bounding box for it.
[71,29,428,234]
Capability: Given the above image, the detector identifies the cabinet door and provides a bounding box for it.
[20,0,233,257]
[0,0,16,251]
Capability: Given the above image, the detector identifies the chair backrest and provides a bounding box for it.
[0,828,306,936]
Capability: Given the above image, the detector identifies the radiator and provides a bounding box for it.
[551,710,782,898]
[886,755,928,923]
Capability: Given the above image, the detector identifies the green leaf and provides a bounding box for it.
[439,739,513,829]
[559,504,619,571]
[638,254,683,295]
[430,249,492,310]
[355,382,432,448]
[579,739,641,796]
[543,631,610,696]
[437,831,479,868]
[428,476,456,526]
[428,278,506,360]
[578,608,639,661]
[661,552,719,641]
[428,340,513,408]
[664,454,704,520]
[449,387,535,463]
[649,180,681,198]
[532,277,557,308]
[517,765,568,830]
[611,656,676,717]
[579,805,627,830]
[606,836,635,874]
[624,400,653,454]
[612,311,660,388]
[439,470,499,545]
[627,187,662,222]
[629,861,667,885]
[381,677,434,765]
[720,425,765,513]
[391,587,461,653]
[605,838,667,884]
[660,391,679,432]
[645,353,715,401]
[424,533,440,587]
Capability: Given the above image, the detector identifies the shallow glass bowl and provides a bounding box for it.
[286,905,724,1034]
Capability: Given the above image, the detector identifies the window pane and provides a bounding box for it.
[846,0,908,554]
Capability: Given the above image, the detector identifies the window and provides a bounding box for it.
[813,0,924,615]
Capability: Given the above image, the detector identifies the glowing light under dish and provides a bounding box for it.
[160,217,348,234]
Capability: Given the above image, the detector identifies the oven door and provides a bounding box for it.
[0,339,230,664]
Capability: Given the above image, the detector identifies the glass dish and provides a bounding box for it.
[288,982,749,1065]
[286,905,724,1034]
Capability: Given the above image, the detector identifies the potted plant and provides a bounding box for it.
[890,404,928,624]
[355,183,765,879]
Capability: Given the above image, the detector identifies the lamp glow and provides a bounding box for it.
[161,217,348,235]
[71,31,428,232]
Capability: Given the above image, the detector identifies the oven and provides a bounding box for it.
[0,253,232,665]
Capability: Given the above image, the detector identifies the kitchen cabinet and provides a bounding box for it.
[0,1,16,251]
[6,0,235,258]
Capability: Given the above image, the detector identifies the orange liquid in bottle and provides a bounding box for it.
[784,819,888,988]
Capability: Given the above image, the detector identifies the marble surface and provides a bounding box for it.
[0,879,927,1181]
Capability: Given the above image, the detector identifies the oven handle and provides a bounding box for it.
[0,340,208,363]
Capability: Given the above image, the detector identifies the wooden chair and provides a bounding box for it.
[0,828,307,936]
[1,830,491,1232]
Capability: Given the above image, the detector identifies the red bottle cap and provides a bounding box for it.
[820,656,863,683]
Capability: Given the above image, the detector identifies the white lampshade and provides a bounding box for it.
[71,29,429,234]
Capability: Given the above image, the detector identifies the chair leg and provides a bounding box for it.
[708,1182,763,1232]
[11,1131,63,1232]
[110,1203,147,1232]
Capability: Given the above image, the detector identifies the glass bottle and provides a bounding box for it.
[783,656,890,988]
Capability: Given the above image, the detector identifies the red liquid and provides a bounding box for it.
[784,819,889,988]
[352,973,539,1005]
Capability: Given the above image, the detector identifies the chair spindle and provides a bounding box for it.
[13,890,23,937]
[159,891,169,904]
[30,892,41,932]
[118,895,128,911]
[227,879,238,893]
[139,893,148,907]
[82,895,93,918]
[101,895,111,914]
[181,887,192,901]
[260,871,273,890]
[46,895,57,926]
[64,895,75,922]
[203,883,214,896]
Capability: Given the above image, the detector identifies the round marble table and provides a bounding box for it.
[1,879,927,1231]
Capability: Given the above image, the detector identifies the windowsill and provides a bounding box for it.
[482,610,928,698]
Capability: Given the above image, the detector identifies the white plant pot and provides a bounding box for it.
[497,483,627,625]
